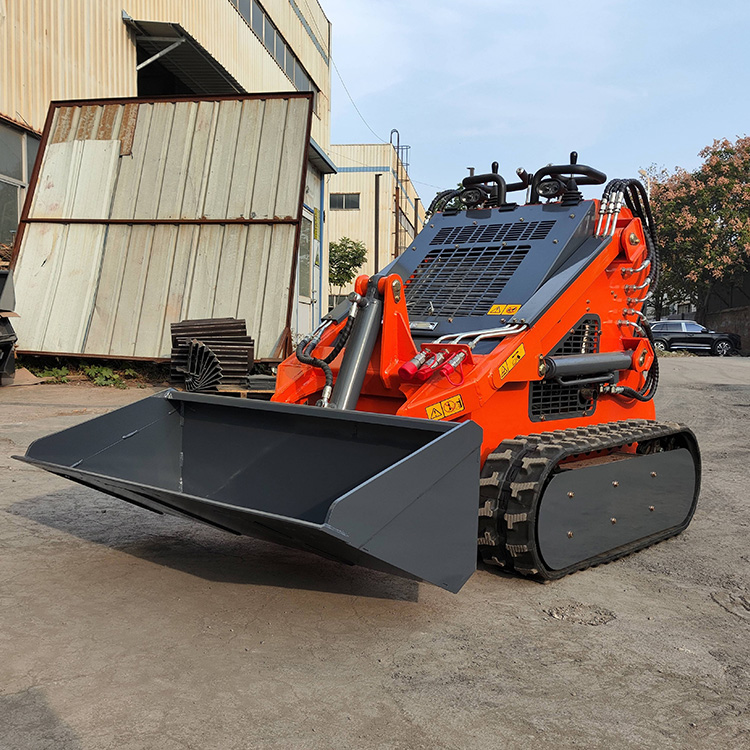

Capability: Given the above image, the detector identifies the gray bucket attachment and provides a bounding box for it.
[17,390,483,592]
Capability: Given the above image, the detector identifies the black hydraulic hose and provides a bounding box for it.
[622,179,659,289]
[427,189,461,215]
[296,338,334,391]
[323,316,355,364]
[616,319,660,402]
[295,312,358,393]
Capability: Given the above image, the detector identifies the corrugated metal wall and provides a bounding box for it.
[327,144,426,286]
[12,95,312,358]
[0,0,330,148]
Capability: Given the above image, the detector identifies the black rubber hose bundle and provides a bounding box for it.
[295,315,357,391]
[296,338,334,391]
[426,189,462,216]
[322,316,355,364]
[617,319,660,402]
[599,177,660,402]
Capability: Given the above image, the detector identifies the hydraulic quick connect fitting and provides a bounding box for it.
[438,351,467,378]
[399,350,430,381]
[413,350,449,382]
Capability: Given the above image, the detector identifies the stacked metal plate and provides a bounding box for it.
[0,270,18,385]
[170,318,255,391]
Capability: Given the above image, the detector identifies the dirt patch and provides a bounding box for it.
[544,601,617,626]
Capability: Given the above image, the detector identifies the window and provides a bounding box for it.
[684,322,705,333]
[0,121,40,249]
[275,36,286,68]
[238,0,251,23]
[0,181,19,249]
[298,216,313,298]
[664,322,683,332]
[245,0,319,104]
[251,0,264,39]
[0,126,23,181]
[330,193,360,210]
[285,49,295,79]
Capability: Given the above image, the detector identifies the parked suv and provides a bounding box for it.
[650,320,740,356]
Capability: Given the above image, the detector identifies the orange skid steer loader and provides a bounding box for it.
[18,153,700,593]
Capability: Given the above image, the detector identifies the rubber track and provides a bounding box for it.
[478,419,700,580]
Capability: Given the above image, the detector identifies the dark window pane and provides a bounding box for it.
[275,37,285,67]
[294,61,308,91]
[264,15,275,51]
[0,180,20,246]
[298,217,312,298]
[344,194,360,210]
[252,1,263,38]
[238,0,251,23]
[0,124,23,181]
[330,194,344,210]
[26,135,40,180]
[285,49,295,79]
[684,323,702,332]
[665,323,682,332]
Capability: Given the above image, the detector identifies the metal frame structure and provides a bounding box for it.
[11,92,314,360]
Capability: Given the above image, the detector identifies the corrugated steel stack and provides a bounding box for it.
[170,318,255,392]
[0,270,18,385]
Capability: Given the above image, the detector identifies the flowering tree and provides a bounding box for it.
[649,137,750,319]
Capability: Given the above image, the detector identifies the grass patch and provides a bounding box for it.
[18,355,170,388]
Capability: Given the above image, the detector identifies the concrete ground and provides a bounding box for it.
[1,360,749,749]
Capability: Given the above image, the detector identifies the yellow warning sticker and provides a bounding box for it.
[487,304,521,315]
[498,344,526,380]
[426,394,465,421]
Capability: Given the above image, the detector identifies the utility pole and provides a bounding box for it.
[374,172,381,273]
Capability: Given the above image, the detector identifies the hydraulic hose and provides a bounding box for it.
[295,298,361,405]
[296,336,334,394]
[322,316,355,364]
[426,189,462,216]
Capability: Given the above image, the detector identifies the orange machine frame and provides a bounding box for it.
[274,203,654,464]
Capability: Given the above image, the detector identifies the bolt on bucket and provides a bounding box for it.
[16,390,483,592]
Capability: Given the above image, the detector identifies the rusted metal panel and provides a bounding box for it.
[119,103,139,156]
[12,95,313,359]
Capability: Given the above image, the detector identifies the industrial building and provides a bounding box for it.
[0,0,335,357]
[326,142,425,305]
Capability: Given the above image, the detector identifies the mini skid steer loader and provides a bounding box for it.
[17,153,700,593]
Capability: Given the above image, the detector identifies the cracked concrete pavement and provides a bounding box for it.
[1,360,749,749]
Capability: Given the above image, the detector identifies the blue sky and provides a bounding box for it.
[323,0,750,198]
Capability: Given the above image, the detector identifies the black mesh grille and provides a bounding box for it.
[429,220,555,247]
[530,383,595,419]
[553,317,600,355]
[530,317,601,420]
[404,245,529,318]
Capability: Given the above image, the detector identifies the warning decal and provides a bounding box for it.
[426,394,465,421]
[498,344,526,380]
[488,304,521,316]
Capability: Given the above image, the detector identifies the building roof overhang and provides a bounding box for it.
[123,14,246,95]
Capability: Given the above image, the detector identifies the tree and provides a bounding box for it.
[649,136,750,320]
[328,236,368,295]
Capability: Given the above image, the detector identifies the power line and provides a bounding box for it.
[298,0,386,143]
[330,59,386,143]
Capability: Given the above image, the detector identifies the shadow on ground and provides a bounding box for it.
[0,689,82,750]
[9,491,420,602]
